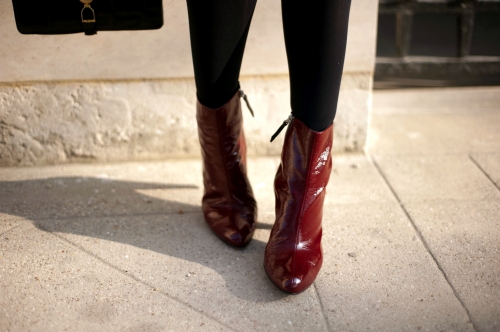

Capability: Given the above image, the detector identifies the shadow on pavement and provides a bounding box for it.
[0,177,286,303]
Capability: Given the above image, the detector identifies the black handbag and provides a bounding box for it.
[12,0,163,36]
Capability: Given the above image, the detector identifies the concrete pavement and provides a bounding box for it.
[1,87,499,331]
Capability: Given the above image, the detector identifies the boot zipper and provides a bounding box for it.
[239,89,254,117]
[270,114,294,142]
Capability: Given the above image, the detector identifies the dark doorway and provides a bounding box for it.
[374,0,500,88]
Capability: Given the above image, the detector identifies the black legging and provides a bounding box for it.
[186,0,351,132]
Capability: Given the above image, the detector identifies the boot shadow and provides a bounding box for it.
[0,176,286,303]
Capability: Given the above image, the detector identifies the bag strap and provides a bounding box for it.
[83,21,97,35]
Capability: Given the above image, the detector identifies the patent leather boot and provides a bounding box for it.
[264,116,333,293]
[196,90,257,247]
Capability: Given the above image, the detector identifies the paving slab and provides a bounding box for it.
[0,158,281,225]
[372,87,500,115]
[0,157,300,228]
[1,144,498,331]
[0,161,203,220]
[36,213,328,331]
[326,154,396,205]
[374,155,500,202]
[0,222,230,331]
[405,201,500,332]
[471,153,500,190]
[0,155,395,226]
[316,203,474,332]
[367,113,500,154]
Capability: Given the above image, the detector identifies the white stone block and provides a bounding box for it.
[0,74,371,166]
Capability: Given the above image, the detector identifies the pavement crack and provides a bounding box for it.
[313,282,331,332]
[369,155,478,332]
[469,154,500,192]
[0,223,22,238]
[44,230,236,332]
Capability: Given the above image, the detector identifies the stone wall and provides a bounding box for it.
[0,0,378,166]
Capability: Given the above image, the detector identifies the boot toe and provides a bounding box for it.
[282,277,307,294]
[264,262,312,294]
[228,230,253,247]
[264,243,323,293]
[215,225,254,247]
[203,204,256,247]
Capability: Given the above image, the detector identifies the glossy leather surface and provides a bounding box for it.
[265,118,333,293]
[196,91,257,247]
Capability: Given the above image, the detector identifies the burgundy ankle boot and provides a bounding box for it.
[196,91,257,247]
[264,116,333,293]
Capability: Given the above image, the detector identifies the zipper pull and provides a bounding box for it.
[270,114,294,142]
[239,89,254,117]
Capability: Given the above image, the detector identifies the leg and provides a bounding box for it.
[186,0,256,108]
[187,0,258,246]
[283,0,352,131]
[265,0,352,293]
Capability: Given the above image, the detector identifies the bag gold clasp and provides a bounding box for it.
[80,0,96,23]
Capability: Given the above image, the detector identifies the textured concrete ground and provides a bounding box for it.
[1,87,499,331]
